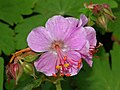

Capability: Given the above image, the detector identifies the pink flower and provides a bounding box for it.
[27,15,96,76]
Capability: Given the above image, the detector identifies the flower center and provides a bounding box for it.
[50,41,82,77]
[50,40,64,51]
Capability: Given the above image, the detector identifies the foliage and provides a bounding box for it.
[0,57,4,90]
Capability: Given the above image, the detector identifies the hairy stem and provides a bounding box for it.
[55,80,62,90]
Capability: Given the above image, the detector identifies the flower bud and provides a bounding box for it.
[21,51,39,62]
[96,15,107,30]
[19,61,36,79]
[6,63,23,85]
[102,6,116,20]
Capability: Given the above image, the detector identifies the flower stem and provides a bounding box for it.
[55,80,62,90]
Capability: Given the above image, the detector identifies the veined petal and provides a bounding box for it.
[80,41,90,55]
[27,27,52,52]
[83,57,93,67]
[45,15,75,41]
[78,14,88,27]
[66,17,79,28]
[66,50,82,76]
[65,27,87,50]
[34,52,57,76]
[85,26,97,47]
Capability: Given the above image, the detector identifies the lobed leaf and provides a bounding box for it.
[0,22,15,55]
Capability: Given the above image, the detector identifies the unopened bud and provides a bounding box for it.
[6,63,23,85]
[21,51,39,62]
[96,15,107,30]
[102,7,116,20]
[19,61,36,79]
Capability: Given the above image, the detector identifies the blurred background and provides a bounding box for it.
[0,0,120,90]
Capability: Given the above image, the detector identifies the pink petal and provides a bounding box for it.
[34,52,57,76]
[78,14,88,27]
[85,26,97,47]
[66,17,79,28]
[66,50,82,76]
[45,15,75,41]
[65,27,87,50]
[79,41,90,55]
[27,27,52,52]
[84,58,93,67]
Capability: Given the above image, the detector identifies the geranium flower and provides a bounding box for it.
[27,15,96,76]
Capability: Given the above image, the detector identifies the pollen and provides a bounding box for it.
[64,63,69,67]
[66,73,71,77]
[52,73,57,77]
[56,65,61,69]
[60,73,64,76]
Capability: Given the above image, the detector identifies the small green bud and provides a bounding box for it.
[103,8,116,21]
[19,61,36,79]
[21,51,39,62]
[96,15,107,30]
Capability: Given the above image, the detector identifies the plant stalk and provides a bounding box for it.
[55,80,62,90]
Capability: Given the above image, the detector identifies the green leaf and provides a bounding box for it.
[111,43,120,90]
[6,73,43,90]
[34,0,85,18]
[23,54,39,62]
[34,0,118,19]
[41,82,55,90]
[108,11,120,40]
[0,0,37,25]
[74,45,120,90]
[0,22,15,55]
[15,15,46,49]
[0,57,4,90]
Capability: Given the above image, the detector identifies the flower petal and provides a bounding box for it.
[65,27,87,50]
[34,52,57,76]
[80,40,90,55]
[85,26,97,47]
[83,57,93,67]
[66,17,79,28]
[66,50,82,76]
[27,27,52,52]
[45,15,75,41]
[78,14,88,27]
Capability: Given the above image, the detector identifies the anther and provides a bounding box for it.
[56,65,61,69]
[60,73,64,76]
[64,63,69,67]
[96,42,103,48]
[66,73,71,77]
[52,73,57,77]
[77,59,82,69]
[78,59,82,64]
[63,56,67,61]
[77,64,81,69]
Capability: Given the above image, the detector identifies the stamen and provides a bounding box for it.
[77,59,82,69]
[78,59,82,64]
[56,65,61,69]
[96,42,103,48]
[77,64,81,69]
[63,56,67,61]
[64,63,69,67]
[52,73,57,77]
[60,73,64,76]
[65,73,71,77]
